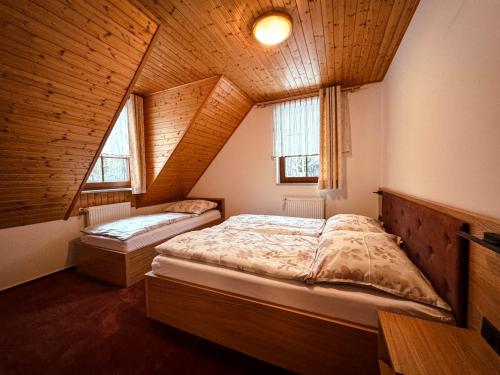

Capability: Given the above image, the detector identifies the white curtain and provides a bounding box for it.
[127,94,147,194]
[273,96,320,157]
[318,86,351,190]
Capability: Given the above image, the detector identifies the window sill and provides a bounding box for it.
[275,182,318,186]
[82,188,132,194]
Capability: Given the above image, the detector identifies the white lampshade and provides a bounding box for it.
[253,12,292,46]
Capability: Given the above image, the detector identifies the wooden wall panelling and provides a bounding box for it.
[379,188,500,333]
[0,0,158,229]
[143,76,220,185]
[64,23,163,220]
[136,76,254,207]
[133,0,420,102]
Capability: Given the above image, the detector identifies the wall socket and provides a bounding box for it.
[481,317,499,355]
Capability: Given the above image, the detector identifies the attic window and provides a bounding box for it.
[85,106,131,190]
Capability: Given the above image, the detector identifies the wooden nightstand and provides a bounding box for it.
[378,311,500,375]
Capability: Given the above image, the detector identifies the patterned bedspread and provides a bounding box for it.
[219,214,325,237]
[154,214,450,309]
[155,226,318,281]
[82,212,196,241]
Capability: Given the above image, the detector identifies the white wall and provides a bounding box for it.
[381,0,500,218]
[0,216,84,291]
[0,202,172,291]
[190,83,383,219]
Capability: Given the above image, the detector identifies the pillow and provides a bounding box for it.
[323,214,384,234]
[310,230,451,311]
[164,200,217,215]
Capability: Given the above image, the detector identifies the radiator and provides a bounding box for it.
[83,202,131,226]
[282,196,325,219]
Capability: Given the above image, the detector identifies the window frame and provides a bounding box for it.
[278,154,319,184]
[84,154,131,191]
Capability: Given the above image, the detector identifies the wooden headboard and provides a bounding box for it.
[381,191,469,326]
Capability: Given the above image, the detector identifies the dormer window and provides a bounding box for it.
[85,105,131,190]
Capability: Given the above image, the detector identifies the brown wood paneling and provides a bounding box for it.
[133,0,419,102]
[143,77,219,185]
[379,188,500,333]
[136,76,253,207]
[0,0,158,229]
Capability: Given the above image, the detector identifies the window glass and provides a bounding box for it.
[87,158,102,183]
[284,156,306,177]
[86,106,130,188]
[306,155,319,177]
[103,157,129,182]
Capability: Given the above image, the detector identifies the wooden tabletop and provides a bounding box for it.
[378,311,500,375]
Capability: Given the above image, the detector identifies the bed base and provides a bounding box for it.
[145,272,379,375]
[75,218,222,287]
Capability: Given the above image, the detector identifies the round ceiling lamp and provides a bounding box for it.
[252,12,292,46]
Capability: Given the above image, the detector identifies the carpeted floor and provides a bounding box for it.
[0,270,288,375]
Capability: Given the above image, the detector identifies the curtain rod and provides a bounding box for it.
[255,85,363,107]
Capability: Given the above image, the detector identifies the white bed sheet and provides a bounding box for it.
[80,210,221,253]
[152,255,455,329]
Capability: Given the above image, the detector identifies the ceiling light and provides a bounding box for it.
[252,12,292,46]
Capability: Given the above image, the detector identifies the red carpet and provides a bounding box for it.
[0,270,287,375]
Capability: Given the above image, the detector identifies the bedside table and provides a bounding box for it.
[378,311,500,375]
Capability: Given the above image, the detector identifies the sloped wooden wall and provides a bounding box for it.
[0,0,158,228]
[136,76,253,207]
[144,77,219,185]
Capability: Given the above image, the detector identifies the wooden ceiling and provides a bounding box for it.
[136,76,253,207]
[0,0,158,228]
[133,0,420,101]
[0,0,420,228]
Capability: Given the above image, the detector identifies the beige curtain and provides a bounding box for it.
[127,94,147,194]
[318,86,351,190]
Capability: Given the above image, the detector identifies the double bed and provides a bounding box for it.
[144,192,469,374]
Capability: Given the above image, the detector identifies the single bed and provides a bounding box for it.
[144,192,469,374]
[75,198,224,287]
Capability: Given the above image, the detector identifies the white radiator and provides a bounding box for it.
[282,196,325,219]
[83,202,131,226]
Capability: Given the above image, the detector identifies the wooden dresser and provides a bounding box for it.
[378,311,499,375]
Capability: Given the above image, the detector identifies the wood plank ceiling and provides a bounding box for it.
[133,0,420,101]
[136,76,253,207]
[0,0,158,228]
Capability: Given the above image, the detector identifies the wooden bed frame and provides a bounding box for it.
[75,198,224,287]
[144,192,469,374]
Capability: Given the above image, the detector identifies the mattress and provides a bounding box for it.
[80,210,221,253]
[151,255,455,329]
